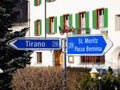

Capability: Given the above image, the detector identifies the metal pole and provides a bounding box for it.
[27,0,30,37]
[45,0,47,38]
[98,76,102,90]
[62,38,67,90]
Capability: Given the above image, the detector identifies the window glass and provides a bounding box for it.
[37,52,42,63]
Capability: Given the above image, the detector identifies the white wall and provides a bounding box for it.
[31,51,54,66]
[30,0,120,69]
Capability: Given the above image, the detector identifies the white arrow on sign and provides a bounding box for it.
[103,37,113,55]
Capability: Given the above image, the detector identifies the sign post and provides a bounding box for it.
[67,35,113,55]
[62,38,67,90]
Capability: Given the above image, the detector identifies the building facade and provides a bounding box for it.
[12,0,30,36]
[30,0,120,70]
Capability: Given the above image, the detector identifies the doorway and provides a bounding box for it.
[54,50,62,66]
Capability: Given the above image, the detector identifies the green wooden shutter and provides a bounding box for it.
[34,20,42,36]
[46,0,49,2]
[39,0,42,5]
[39,20,42,35]
[46,18,49,34]
[85,12,90,34]
[75,13,79,34]
[104,8,108,28]
[60,16,63,29]
[92,10,97,29]
[34,21,37,35]
[75,13,79,29]
[69,14,73,28]
[54,17,57,33]
[34,0,36,6]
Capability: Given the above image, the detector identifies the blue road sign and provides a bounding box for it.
[8,37,61,50]
[67,35,112,55]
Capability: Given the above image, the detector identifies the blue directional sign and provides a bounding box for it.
[8,37,61,50]
[67,35,112,55]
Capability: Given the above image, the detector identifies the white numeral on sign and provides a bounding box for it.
[68,42,74,49]
[52,41,59,47]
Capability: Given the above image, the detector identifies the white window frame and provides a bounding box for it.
[65,15,69,26]
[97,9,104,28]
[50,17,54,34]
[79,12,86,34]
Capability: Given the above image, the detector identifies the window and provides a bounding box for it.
[49,17,54,33]
[37,52,42,63]
[68,56,74,63]
[115,15,120,31]
[46,16,57,34]
[63,14,69,28]
[81,55,105,63]
[34,20,42,36]
[97,9,104,28]
[80,12,86,34]
[93,8,108,29]
[79,12,86,28]
[60,14,73,30]
[75,11,90,34]
[12,0,28,22]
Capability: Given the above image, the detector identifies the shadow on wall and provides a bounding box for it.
[110,46,120,70]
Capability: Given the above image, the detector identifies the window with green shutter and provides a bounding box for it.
[59,14,73,34]
[61,14,73,29]
[63,14,69,29]
[75,11,90,34]
[34,20,42,36]
[34,0,42,6]
[46,17,57,34]
[92,8,108,29]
